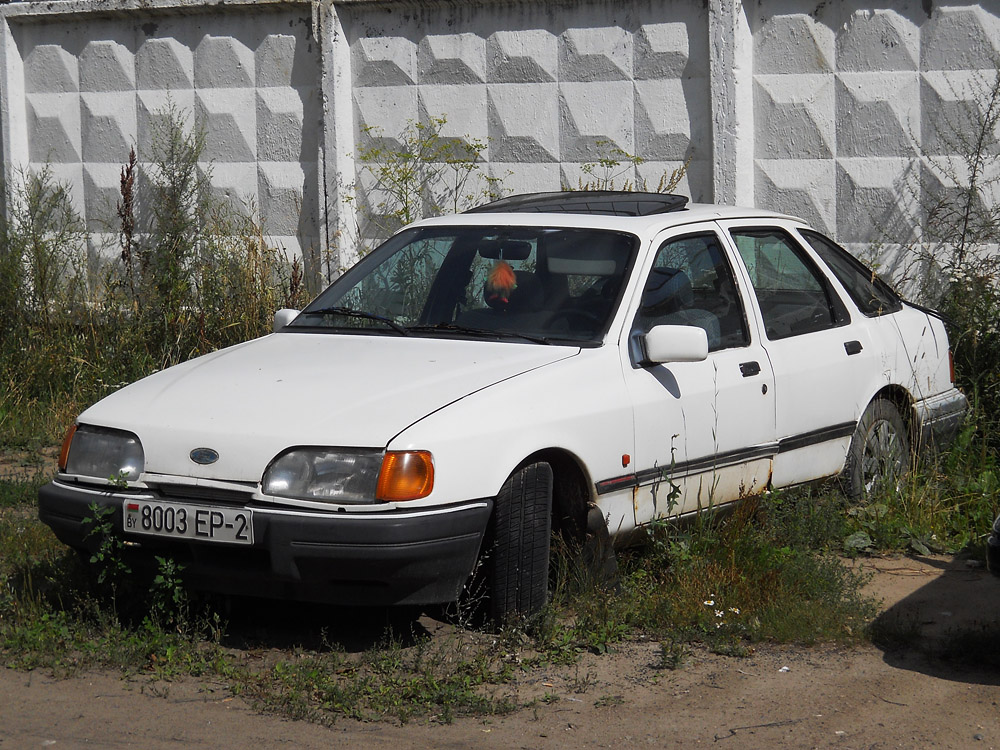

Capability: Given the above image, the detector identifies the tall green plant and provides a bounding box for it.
[574,141,690,194]
[347,116,505,256]
[0,166,86,336]
[0,106,306,444]
[912,63,1000,433]
[109,105,306,370]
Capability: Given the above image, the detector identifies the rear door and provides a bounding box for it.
[719,219,881,486]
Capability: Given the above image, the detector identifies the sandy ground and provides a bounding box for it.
[1,554,998,749]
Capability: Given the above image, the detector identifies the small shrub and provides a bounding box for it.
[346,116,506,262]
[0,106,304,445]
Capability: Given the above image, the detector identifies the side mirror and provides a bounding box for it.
[639,325,709,365]
[273,308,299,332]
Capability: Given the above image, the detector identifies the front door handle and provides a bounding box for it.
[740,361,761,377]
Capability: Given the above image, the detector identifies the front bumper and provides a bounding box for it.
[38,479,492,606]
[988,514,1000,578]
[913,387,969,452]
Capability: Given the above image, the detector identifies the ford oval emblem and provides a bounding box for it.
[190,447,220,465]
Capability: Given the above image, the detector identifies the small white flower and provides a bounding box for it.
[715,622,723,629]
[703,599,715,606]
[728,607,740,615]
[715,610,724,618]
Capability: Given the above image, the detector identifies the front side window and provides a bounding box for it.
[798,230,902,317]
[730,228,850,340]
[635,232,750,351]
[289,226,639,344]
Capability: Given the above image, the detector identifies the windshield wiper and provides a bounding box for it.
[300,306,410,336]
[405,322,552,345]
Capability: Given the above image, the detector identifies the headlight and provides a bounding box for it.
[263,448,434,504]
[263,448,384,504]
[62,424,144,483]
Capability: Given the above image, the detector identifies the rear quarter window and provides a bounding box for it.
[799,230,902,317]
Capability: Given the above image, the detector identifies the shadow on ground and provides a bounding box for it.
[868,552,1000,685]
[206,595,443,653]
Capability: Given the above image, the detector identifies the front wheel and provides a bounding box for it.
[486,462,553,625]
[843,398,910,500]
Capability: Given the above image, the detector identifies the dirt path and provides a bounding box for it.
[2,555,998,750]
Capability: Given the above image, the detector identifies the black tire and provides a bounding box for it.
[486,462,553,625]
[843,399,910,500]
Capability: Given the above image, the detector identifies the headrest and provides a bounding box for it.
[641,267,693,314]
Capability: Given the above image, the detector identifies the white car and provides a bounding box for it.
[39,192,967,622]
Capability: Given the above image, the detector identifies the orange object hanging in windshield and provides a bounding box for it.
[485,261,517,305]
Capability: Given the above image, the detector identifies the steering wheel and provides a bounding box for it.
[546,308,602,331]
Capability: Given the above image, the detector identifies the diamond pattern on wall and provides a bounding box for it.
[136,37,194,90]
[354,86,419,148]
[755,75,834,159]
[417,84,488,153]
[836,158,918,243]
[756,159,835,235]
[81,92,135,163]
[205,161,257,207]
[486,30,557,83]
[920,71,984,156]
[347,0,709,209]
[196,88,257,162]
[82,162,122,232]
[355,36,417,87]
[635,79,695,161]
[12,10,319,264]
[837,9,918,72]
[634,21,693,80]
[755,14,834,75]
[80,39,135,92]
[257,32,314,88]
[137,89,197,152]
[257,88,306,162]
[488,84,559,162]
[560,81,635,162]
[23,44,79,93]
[836,73,918,157]
[26,93,81,163]
[194,35,254,88]
[560,26,632,82]
[418,33,486,84]
[921,7,1000,71]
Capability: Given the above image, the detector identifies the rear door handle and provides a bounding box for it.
[844,340,863,356]
[740,361,761,377]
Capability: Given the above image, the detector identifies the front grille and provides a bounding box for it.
[153,483,255,506]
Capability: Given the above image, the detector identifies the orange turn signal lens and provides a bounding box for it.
[58,424,78,472]
[376,451,434,502]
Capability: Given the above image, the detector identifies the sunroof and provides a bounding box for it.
[466,191,689,217]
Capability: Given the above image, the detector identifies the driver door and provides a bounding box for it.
[623,225,776,522]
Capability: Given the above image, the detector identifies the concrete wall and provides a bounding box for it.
[1,0,998,277]
[750,1,1000,255]
[0,0,322,271]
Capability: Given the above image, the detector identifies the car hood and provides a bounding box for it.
[79,332,578,482]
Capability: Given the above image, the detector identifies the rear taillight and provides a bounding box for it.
[949,349,956,384]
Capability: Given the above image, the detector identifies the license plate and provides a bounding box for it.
[123,500,253,545]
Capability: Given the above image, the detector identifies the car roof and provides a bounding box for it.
[410,202,804,236]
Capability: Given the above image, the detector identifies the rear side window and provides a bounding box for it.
[799,230,902,317]
[731,228,850,340]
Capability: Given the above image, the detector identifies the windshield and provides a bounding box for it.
[290,226,639,343]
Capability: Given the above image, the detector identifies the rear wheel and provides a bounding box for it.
[843,398,910,500]
[486,462,553,625]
